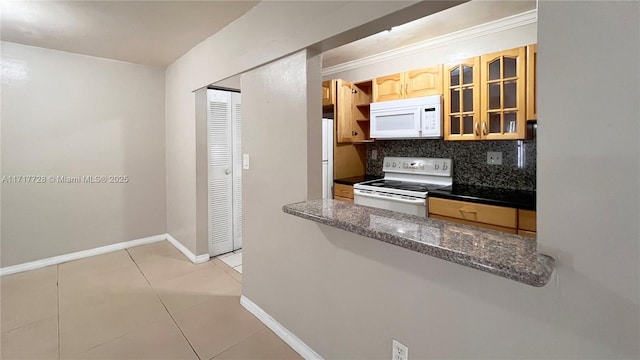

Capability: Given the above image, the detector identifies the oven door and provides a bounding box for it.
[354,190,427,217]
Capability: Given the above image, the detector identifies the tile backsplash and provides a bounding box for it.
[366,139,536,191]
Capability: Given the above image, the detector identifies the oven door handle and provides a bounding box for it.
[354,190,426,205]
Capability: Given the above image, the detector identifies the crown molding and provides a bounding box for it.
[322,9,537,77]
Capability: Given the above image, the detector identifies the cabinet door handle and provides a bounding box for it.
[459,206,477,213]
[404,84,408,95]
[474,122,479,136]
[482,121,488,136]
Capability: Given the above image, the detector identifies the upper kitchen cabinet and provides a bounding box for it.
[322,80,335,107]
[372,73,403,102]
[335,79,373,143]
[480,47,527,140]
[372,65,443,102]
[444,57,481,141]
[352,80,372,143]
[526,44,537,121]
[405,65,444,98]
[336,79,354,143]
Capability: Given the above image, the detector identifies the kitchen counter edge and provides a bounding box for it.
[334,175,381,186]
[283,199,554,287]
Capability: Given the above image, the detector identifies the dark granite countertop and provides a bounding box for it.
[429,184,536,210]
[334,175,381,186]
[283,200,554,287]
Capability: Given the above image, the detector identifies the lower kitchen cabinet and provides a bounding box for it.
[429,198,536,237]
[334,183,354,203]
[429,198,517,233]
[517,209,537,238]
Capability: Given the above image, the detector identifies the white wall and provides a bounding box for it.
[1,42,166,267]
[239,2,640,358]
[164,1,451,255]
[537,0,640,352]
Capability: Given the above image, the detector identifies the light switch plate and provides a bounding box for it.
[487,151,502,165]
[371,149,378,160]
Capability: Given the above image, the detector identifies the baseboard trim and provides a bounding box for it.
[0,234,166,276]
[240,295,323,360]
[165,233,210,264]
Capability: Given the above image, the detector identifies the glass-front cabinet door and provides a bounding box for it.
[480,47,526,140]
[444,57,480,141]
[526,44,537,121]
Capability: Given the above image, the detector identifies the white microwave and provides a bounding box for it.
[370,95,442,139]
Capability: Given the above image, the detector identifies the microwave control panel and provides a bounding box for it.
[422,104,443,135]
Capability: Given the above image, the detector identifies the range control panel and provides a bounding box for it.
[382,157,452,176]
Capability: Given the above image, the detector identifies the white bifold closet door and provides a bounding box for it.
[207,89,242,256]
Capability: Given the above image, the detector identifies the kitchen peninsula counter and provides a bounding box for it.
[283,199,554,287]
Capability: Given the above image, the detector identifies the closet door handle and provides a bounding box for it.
[225,169,231,175]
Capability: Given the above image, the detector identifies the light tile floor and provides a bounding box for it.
[217,250,242,274]
[0,241,300,360]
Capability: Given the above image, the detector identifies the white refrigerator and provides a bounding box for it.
[322,118,334,199]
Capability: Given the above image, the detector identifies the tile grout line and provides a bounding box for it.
[0,316,58,335]
[125,249,202,360]
[206,326,267,360]
[211,258,242,283]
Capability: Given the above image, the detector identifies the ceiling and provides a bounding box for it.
[322,0,536,68]
[0,1,259,67]
[1,1,535,69]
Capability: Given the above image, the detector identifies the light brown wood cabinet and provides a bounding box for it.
[334,183,354,203]
[324,79,368,182]
[335,79,372,143]
[372,73,403,102]
[322,80,334,107]
[526,44,537,121]
[443,45,535,141]
[429,197,517,233]
[372,65,443,103]
[362,45,537,142]
[444,57,481,141]
[429,197,536,238]
[479,46,527,140]
[517,209,537,238]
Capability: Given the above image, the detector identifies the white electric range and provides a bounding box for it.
[354,157,453,217]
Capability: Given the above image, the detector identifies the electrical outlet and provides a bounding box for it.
[487,151,502,165]
[371,149,378,160]
[392,339,408,360]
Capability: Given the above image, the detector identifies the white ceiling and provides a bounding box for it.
[1,1,535,69]
[0,1,259,67]
[322,0,536,68]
